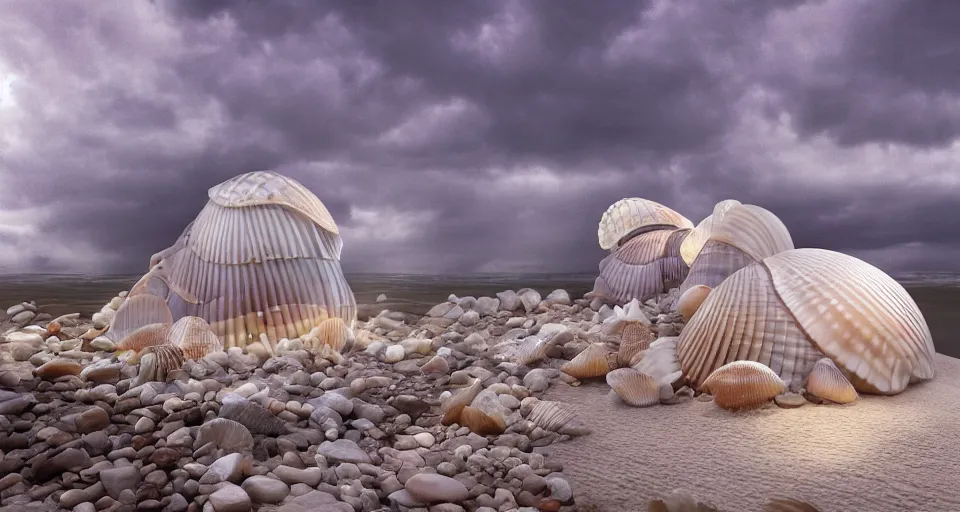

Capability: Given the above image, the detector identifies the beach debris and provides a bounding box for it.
[606,368,660,407]
[804,357,858,404]
[110,170,358,351]
[702,361,786,411]
[678,248,936,395]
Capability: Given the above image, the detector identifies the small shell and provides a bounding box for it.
[514,336,549,367]
[702,361,786,411]
[598,198,693,251]
[804,358,858,404]
[116,323,173,353]
[560,343,616,379]
[677,285,711,322]
[169,316,223,360]
[194,417,254,453]
[606,368,659,407]
[219,400,289,435]
[459,406,506,436]
[526,400,590,436]
[440,379,482,425]
[310,317,350,352]
[135,345,185,386]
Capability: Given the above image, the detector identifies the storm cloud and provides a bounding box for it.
[1,0,958,275]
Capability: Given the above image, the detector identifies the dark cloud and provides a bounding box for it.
[0,0,958,276]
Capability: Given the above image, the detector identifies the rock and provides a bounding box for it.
[496,290,520,311]
[0,391,35,415]
[405,473,470,503]
[318,439,371,464]
[208,483,252,512]
[545,476,572,502]
[241,475,290,504]
[522,369,551,393]
[775,392,808,409]
[33,359,83,380]
[458,310,480,327]
[272,466,323,487]
[442,304,465,320]
[516,288,542,312]
[3,331,43,345]
[427,303,455,318]
[100,465,142,500]
[413,432,435,448]
[421,355,450,375]
[391,395,430,419]
[11,310,36,324]
[10,342,40,361]
[200,453,246,484]
[73,407,110,434]
[474,297,500,316]
[543,289,571,306]
[383,345,405,363]
[90,336,117,351]
[376,294,388,303]
[283,491,353,512]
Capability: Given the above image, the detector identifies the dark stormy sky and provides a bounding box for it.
[1,0,958,275]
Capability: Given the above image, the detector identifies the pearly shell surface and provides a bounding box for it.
[598,198,693,251]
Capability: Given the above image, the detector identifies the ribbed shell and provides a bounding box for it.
[709,204,794,262]
[606,368,659,407]
[804,357,858,404]
[598,198,693,251]
[560,343,616,379]
[593,229,689,304]
[209,170,340,235]
[168,316,223,360]
[514,336,549,366]
[311,317,350,352]
[195,418,254,454]
[677,263,823,391]
[136,345,185,385]
[105,294,173,342]
[678,199,742,265]
[678,241,756,297]
[703,360,786,410]
[117,323,173,353]
[765,248,936,394]
[606,320,656,368]
[460,406,506,436]
[219,400,289,435]
[527,400,578,432]
[114,171,358,351]
[677,285,711,322]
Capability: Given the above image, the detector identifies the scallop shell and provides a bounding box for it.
[702,361,786,411]
[676,285,711,322]
[764,248,935,395]
[194,417,254,454]
[115,171,358,351]
[560,343,616,379]
[631,336,681,387]
[135,345,185,386]
[168,316,223,360]
[678,199,742,265]
[116,323,173,353]
[763,497,821,512]
[598,198,693,251]
[105,294,173,342]
[606,368,659,407]
[219,399,289,435]
[526,400,590,436]
[459,406,506,436]
[804,357,858,404]
[677,262,823,391]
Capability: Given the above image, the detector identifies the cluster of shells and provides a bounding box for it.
[575,197,937,411]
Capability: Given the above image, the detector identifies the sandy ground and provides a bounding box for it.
[540,353,960,512]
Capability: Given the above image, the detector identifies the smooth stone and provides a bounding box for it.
[240,475,289,504]
[208,483,252,512]
[271,466,323,487]
[775,392,808,409]
[101,465,142,500]
[200,453,245,484]
[318,440,371,464]
[405,473,469,503]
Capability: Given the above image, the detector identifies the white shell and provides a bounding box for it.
[679,199,742,265]
[598,198,693,251]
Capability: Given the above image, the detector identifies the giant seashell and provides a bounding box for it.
[116,323,173,353]
[679,203,793,298]
[804,357,858,404]
[168,316,223,360]
[135,345,185,386]
[459,406,506,436]
[195,417,254,453]
[590,228,692,305]
[526,400,590,436]
[598,198,693,251]
[606,368,659,407]
[560,343,616,379]
[113,171,357,350]
[679,248,936,395]
[602,299,655,367]
[676,285,711,322]
[104,294,173,342]
[678,199,742,266]
[219,399,289,435]
[702,361,786,411]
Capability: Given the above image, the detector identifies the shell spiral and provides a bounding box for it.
[110,171,357,351]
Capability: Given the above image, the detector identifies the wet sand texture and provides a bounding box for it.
[542,353,960,512]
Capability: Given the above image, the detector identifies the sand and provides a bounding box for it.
[540,353,960,512]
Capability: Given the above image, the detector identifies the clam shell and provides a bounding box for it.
[764,248,936,395]
[709,203,794,262]
[702,360,786,411]
[168,316,223,360]
[219,400,289,435]
[676,285,711,322]
[804,357,858,404]
[560,343,616,379]
[116,323,173,353]
[602,302,656,368]
[592,229,690,304]
[678,240,756,296]
[606,368,659,407]
[194,417,254,454]
[526,400,589,436]
[598,198,693,251]
[677,263,823,391]
[135,345,185,386]
[459,406,506,436]
[105,294,173,342]
[123,171,358,351]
